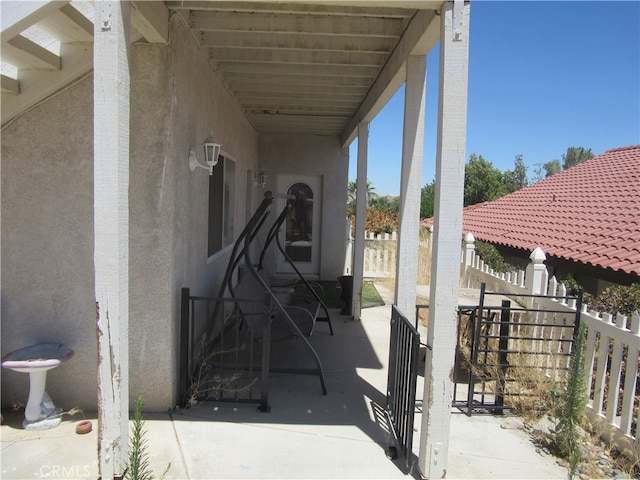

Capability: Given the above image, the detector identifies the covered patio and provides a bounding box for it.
[1,303,568,479]
[3,1,469,478]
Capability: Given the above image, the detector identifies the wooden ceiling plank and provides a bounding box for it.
[252,119,346,129]
[231,82,368,95]
[1,1,67,39]
[1,74,20,94]
[248,101,356,111]
[244,1,441,9]
[225,72,374,87]
[131,1,169,43]
[236,91,363,104]
[4,35,61,69]
[217,61,379,78]
[166,1,416,18]
[200,30,397,53]
[39,3,94,43]
[341,9,439,146]
[192,11,405,38]
[248,106,355,115]
[1,42,92,124]
[209,47,386,67]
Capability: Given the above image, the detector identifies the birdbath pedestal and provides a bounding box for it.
[2,342,74,430]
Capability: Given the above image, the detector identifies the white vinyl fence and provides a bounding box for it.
[462,233,640,462]
[347,228,638,461]
[345,229,431,284]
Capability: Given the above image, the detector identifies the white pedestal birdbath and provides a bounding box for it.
[2,342,74,430]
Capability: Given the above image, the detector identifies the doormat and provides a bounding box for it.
[289,280,384,309]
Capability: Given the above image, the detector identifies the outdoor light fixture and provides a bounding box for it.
[256,171,268,187]
[189,133,222,175]
[203,133,221,173]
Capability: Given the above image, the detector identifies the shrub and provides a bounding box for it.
[557,276,640,316]
[349,208,399,236]
[552,323,588,479]
[474,240,512,273]
[588,283,640,316]
[125,397,153,480]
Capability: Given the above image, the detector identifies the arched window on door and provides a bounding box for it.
[285,182,313,262]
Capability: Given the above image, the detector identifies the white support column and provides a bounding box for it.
[352,122,369,319]
[418,1,470,478]
[395,54,427,316]
[94,2,131,478]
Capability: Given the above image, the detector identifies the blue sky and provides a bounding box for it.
[349,1,640,196]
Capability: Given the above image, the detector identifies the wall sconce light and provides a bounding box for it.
[203,134,222,172]
[189,135,222,175]
[256,171,268,188]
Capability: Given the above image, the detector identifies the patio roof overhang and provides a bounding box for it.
[2,2,469,480]
[2,0,442,145]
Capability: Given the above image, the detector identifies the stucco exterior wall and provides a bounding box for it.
[0,15,259,412]
[161,16,261,407]
[1,14,349,412]
[1,76,97,411]
[258,133,349,280]
[128,40,175,410]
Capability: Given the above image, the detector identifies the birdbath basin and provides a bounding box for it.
[2,342,74,430]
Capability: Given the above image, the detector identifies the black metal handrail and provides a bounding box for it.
[179,288,271,411]
[386,305,420,469]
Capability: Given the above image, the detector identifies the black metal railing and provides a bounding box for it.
[452,283,582,415]
[386,305,421,469]
[179,288,271,412]
[415,285,583,419]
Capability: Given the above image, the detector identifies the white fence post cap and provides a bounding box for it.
[529,247,546,263]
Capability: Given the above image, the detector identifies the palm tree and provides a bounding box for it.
[347,179,376,206]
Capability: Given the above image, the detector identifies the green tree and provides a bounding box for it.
[503,154,528,193]
[531,147,593,183]
[347,179,376,205]
[370,195,399,213]
[561,146,594,170]
[531,163,544,183]
[347,180,357,203]
[347,179,377,216]
[543,159,562,177]
[420,181,435,218]
[464,154,507,206]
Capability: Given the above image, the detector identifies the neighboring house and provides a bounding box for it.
[422,145,640,294]
[2,2,470,477]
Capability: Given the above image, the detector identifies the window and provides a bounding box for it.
[285,182,313,262]
[208,154,235,257]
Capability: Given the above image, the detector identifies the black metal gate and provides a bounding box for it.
[386,305,421,468]
[179,288,271,412]
[453,284,582,415]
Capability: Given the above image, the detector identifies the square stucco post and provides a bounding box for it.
[94,1,130,477]
[395,55,426,316]
[418,1,470,478]
[352,122,369,319]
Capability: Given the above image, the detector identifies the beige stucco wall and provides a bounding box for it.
[1,14,349,412]
[258,133,349,280]
[1,75,97,412]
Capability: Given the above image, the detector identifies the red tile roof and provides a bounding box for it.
[422,145,640,276]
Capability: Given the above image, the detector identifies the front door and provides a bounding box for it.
[276,174,322,277]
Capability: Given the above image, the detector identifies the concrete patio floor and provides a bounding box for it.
[1,300,570,479]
